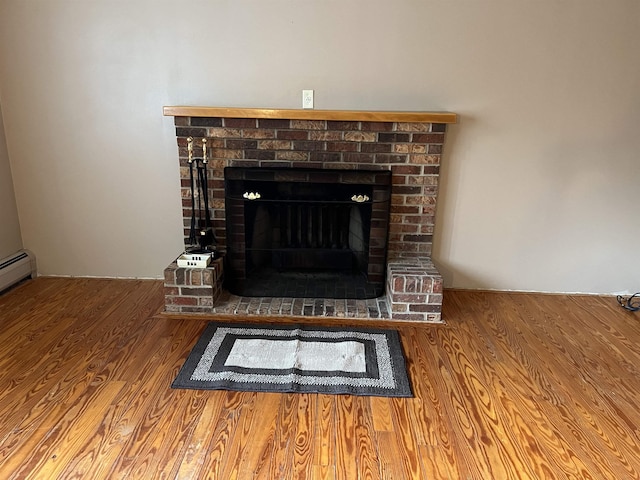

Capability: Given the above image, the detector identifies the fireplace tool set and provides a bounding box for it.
[177,137,218,268]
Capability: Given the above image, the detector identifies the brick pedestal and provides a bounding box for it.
[386,257,443,322]
[163,257,224,313]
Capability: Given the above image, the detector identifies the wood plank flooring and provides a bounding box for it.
[1,277,640,479]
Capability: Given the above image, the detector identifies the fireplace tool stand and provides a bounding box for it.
[182,137,218,265]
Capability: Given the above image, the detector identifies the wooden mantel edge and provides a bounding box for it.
[163,106,457,124]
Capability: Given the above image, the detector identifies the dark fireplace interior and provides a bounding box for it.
[224,167,392,299]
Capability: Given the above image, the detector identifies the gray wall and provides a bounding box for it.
[0,103,23,259]
[0,0,638,293]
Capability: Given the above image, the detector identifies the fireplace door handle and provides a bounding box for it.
[243,191,262,200]
[351,194,369,203]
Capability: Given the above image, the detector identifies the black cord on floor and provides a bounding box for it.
[617,292,640,311]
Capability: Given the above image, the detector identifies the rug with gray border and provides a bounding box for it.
[172,322,412,397]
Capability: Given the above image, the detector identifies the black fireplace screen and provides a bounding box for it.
[224,167,392,299]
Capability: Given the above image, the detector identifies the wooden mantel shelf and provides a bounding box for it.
[163,106,457,124]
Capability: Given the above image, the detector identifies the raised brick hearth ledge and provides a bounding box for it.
[163,106,457,323]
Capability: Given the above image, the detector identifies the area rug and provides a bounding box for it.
[172,322,412,397]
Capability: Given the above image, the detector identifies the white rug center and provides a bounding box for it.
[224,339,367,373]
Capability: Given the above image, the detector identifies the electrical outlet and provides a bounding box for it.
[302,89,314,109]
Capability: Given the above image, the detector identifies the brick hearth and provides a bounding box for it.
[163,107,456,322]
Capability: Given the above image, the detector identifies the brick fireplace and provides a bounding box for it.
[163,107,457,322]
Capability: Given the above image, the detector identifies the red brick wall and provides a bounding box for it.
[173,116,446,259]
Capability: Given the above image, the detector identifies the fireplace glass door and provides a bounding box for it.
[224,167,391,299]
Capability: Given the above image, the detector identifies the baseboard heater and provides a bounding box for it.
[0,250,36,293]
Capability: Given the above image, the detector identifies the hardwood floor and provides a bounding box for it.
[1,278,640,479]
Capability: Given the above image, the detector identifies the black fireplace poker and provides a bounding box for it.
[186,137,217,257]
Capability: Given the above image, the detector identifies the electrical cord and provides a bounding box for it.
[617,292,640,311]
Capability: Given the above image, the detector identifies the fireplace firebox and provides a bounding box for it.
[224,167,391,299]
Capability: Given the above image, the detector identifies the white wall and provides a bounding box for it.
[0,0,638,292]
[0,102,23,259]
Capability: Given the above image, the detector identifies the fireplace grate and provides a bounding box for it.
[275,204,351,250]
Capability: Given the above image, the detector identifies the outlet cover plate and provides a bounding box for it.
[302,89,314,109]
